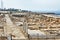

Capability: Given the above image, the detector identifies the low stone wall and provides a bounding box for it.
[28,38,60,40]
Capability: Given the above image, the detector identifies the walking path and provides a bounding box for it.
[4,14,26,40]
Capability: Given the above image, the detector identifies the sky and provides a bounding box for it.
[0,0,60,12]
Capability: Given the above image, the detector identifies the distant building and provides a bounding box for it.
[0,11,10,14]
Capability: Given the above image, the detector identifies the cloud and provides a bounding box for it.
[0,0,60,11]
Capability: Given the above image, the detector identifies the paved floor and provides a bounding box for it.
[4,14,26,39]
